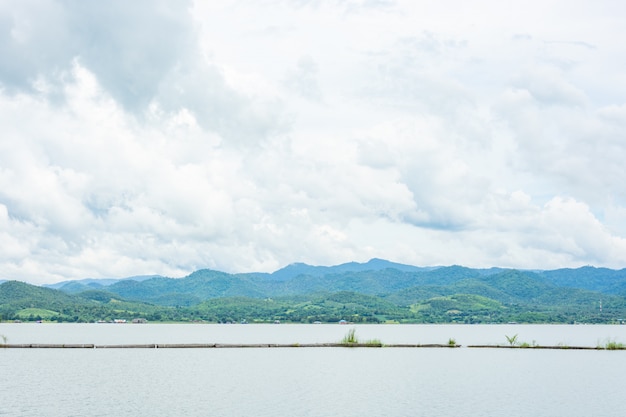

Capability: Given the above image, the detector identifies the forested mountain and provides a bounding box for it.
[538,267,626,295]
[2,260,626,324]
[0,280,166,322]
[252,258,433,281]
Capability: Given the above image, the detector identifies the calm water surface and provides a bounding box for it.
[3,323,626,346]
[1,324,626,417]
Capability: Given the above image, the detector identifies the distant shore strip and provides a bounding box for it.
[1,343,623,350]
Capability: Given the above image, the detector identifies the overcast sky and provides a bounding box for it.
[1,0,626,284]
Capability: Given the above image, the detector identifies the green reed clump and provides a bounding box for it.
[363,338,383,347]
[604,339,626,350]
[341,328,359,345]
[448,338,456,346]
[339,329,383,346]
[505,334,519,346]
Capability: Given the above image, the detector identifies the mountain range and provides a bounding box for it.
[2,259,626,324]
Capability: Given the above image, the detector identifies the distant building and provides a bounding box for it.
[132,318,148,324]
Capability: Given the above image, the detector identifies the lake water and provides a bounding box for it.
[1,324,626,417]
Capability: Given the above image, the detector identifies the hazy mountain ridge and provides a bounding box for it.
[44,275,165,293]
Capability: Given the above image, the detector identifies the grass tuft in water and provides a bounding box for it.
[505,334,518,346]
[363,338,383,347]
[339,329,383,347]
[603,338,626,350]
[341,328,359,345]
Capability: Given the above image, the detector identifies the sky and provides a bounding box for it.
[1,0,626,284]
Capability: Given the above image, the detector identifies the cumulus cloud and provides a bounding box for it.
[0,0,288,147]
[1,0,191,102]
[1,0,626,284]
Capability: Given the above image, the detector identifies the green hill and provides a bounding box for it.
[0,281,178,322]
[3,260,626,324]
[539,266,626,294]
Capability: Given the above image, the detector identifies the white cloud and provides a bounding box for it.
[512,66,587,107]
[1,0,626,284]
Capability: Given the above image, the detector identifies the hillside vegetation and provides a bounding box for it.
[2,260,626,324]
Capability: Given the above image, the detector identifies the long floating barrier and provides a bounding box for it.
[467,345,605,350]
[0,343,456,349]
[2,344,97,348]
[1,343,624,349]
